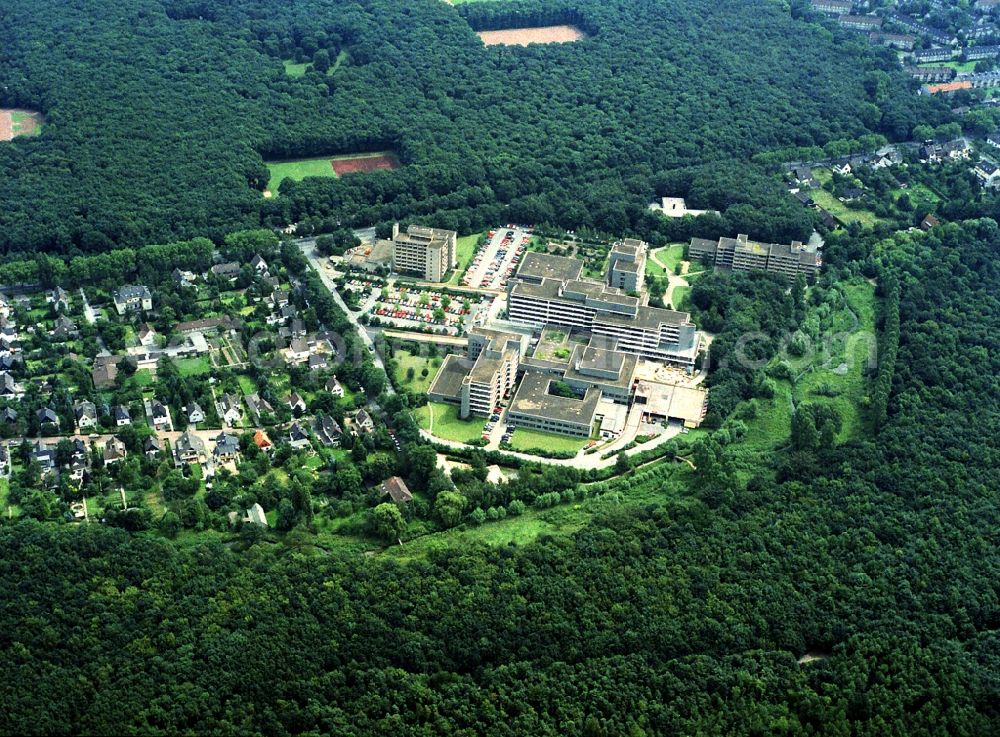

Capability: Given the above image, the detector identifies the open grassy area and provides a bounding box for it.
[237,375,258,396]
[393,349,440,394]
[176,356,212,377]
[415,402,485,443]
[282,60,310,77]
[670,285,691,310]
[809,186,882,228]
[266,157,337,190]
[918,60,974,73]
[508,428,587,454]
[792,280,877,442]
[891,182,940,212]
[647,244,685,277]
[448,232,483,285]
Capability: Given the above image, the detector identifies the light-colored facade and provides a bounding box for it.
[386,222,457,282]
[688,234,820,282]
[506,256,699,367]
[607,238,647,294]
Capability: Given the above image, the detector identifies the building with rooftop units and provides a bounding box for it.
[506,373,601,437]
[688,234,820,282]
[385,222,457,282]
[607,238,647,293]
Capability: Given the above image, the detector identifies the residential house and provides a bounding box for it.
[0,444,8,477]
[52,316,78,340]
[0,407,18,424]
[975,159,1000,187]
[92,355,121,389]
[173,429,206,465]
[137,324,158,347]
[144,436,162,458]
[213,432,241,462]
[150,399,171,429]
[250,254,270,276]
[245,393,274,424]
[104,437,127,465]
[113,285,153,315]
[244,503,268,527]
[37,407,60,430]
[353,408,374,434]
[313,415,343,447]
[74,400,98,430]
[287,392,306,414]
[291,319,306,337]
[326,377,345,397]
[921,213,941,230]
[187,402,205,425]
[209,262,241,282]
[253,429,272,451]
[308,354,328,371]
[32,440,56,473]
[0,372,18,398]
[271,289,290,308]
[216,393,242,426]
[288,422,312,449]
[114,404,131,426]
[286,337,311,364]
[172,268,197,289]
[46,286,70,310]
[0,354,21,372]
[380,476,413,503]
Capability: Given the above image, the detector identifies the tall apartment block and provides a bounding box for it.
[607,238,647,293]
[688,234,820,282]
[385,222,457,282]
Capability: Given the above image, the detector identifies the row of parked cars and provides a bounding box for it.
[463,229,530,289]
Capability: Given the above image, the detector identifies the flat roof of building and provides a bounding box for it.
[509,372,601,425]
[635,380,707,426]
[468,351,507,384]
[427,354,470,400]
[516,252,584,282]
[563,344,638,390]
[593,304,692,330]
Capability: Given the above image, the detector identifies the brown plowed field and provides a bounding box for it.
[477,25,585,46]
[331,153,400,176]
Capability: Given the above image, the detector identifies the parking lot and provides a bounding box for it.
[367,284,490,335]
[461,226,531,290]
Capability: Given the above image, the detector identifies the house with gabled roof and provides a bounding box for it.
[288,422,312,449]
[74,400,98,430]
[380,476,413,503]
[173,429,206,465]
[216,393,243,427]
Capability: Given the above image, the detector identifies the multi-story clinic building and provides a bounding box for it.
[385,222,457,282]
[506,252,699,367]
[687,234,820,282]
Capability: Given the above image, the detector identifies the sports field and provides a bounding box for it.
[266,151,400,191]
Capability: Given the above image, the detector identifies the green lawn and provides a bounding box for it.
[918,60,973,73]
[810,187,882,228]
[647,244,685,277]
[282,60,310,77]
[508,428,587,454]
[133,369,155,388]
[891,182,940,212]
[9,110,42,137]
[176,356,212,377]
[266,157,337,190]
[670,285,691,310]
[448,232,483,285]
[237,375,258,395]
[415,402,485,443]
[393,350,439,394]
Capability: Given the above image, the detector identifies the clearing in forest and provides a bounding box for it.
[265,151,400,192]
[0,109,43,141]
[477,25,586,46]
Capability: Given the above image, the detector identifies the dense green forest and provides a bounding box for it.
[0,0,945,255]
[1,217,998,733]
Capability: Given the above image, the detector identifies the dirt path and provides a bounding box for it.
[0,111,12,142]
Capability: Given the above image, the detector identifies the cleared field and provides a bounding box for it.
[0,108,43,141]
[266,157,338,190]
[449,232,483,284]
[478,25,586,46]
[415,401,485,443]
[330,151,400,176]
[810,187,882,228]
[282,60,309,77]
[508,428,587,454]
